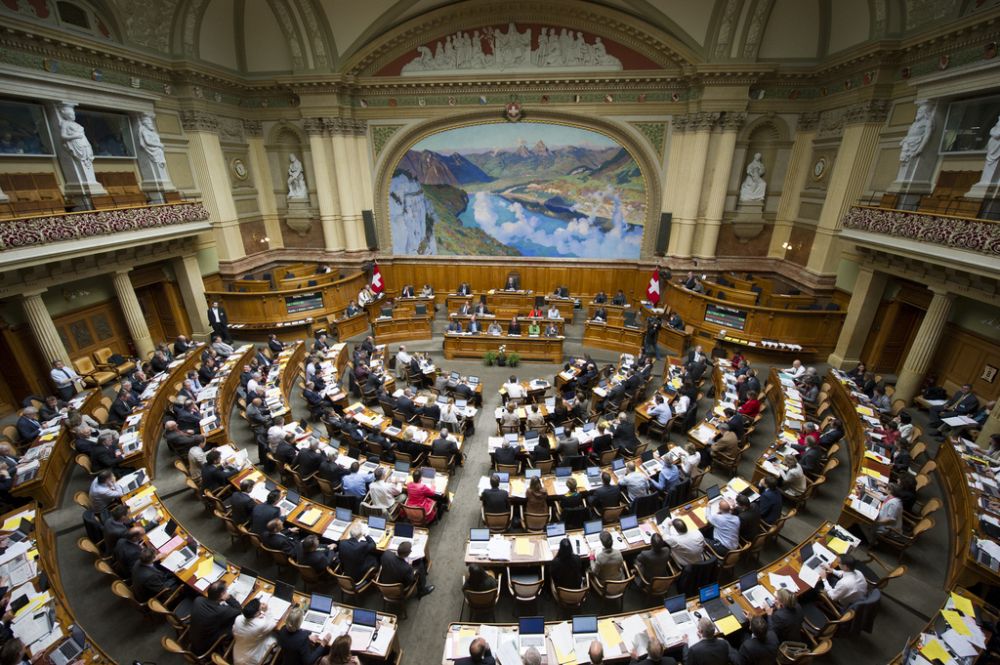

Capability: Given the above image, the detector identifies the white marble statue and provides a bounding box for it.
[739,153,767,203]
[400,23,621,74]
[137,113,166,168]
[287,154,308,200]
[899,102,934,163]
[971,113,1000,191]
[56,102,96,180]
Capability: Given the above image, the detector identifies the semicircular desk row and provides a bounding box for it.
[440,367,996,664]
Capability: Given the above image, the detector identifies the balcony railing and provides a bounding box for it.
[0,201,210,251]
[842,205,1000,257]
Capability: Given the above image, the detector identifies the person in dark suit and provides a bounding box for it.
[612,414,639,452]
[684,617,729,665]
[131,545,181,603]
[173,335,194,356]
[38,396,67,422]
[467,316,483,334]
[757,476,783,525]
[819,418,844,448]
[549,538,584,588]
[492,440,519,467]
[419,399,441,422]
[102,504,133,552]
[797,437,825,477]
[559,478,584,511]
[105,393,133,429]
[251,490,282,535]
[635,533,673,580]
[338,523,379,581]
[400,284,415,298]
[200,450,237,492]
[725,409,747,440]
[227,479,256,526]
[766,588,804,642]
[149,350,170,374]
[611,289,626,306]
[531,437,552,464]
[268,335,284,354]
[431,428,460,466]
[113,527,145,579]
[90,433,124,472]
[668,312,684,330]
[929,383,980,428]
[730,616,779,665]
[481,475,510,514]
[507,317,522,335]
[276,607,330,665]
[189,580,242,654]
[262,519,302,560]
[735,493,761,542]
[380,540,433,596]
[396,390,416,421]
[593,291,608,304]
[296,535,336,574]
[15,408,41,444]
[590,424,614,460]
[318,451,348,487]
[207,300,230,343]
[591,472,621,512]
[295,440,324,478]
[457,282,471,295]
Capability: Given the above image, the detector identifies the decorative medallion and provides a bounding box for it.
[230,158,248,181]
[812,156,828,181]
[504,101,523,122]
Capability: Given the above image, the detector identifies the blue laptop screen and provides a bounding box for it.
[470,528,490,541]
[353,608,377,627]
[546,523,565,538]
[620,514,638,530]
[368,515,386,530]
[519,617,545,635]
[584,520,602,535]
[739,571,759,591]
[572,615,598,634]
[555,467,571,477]
[309,594,333,613]
[699,583,721,603]
[335,507,352,522]
[664,594,686,613]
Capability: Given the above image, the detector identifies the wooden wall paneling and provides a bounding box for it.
[135,290,166,345]
[160,281,191,338]
[930,324,1000,402]
[53,301,131,359]
[0,322,48,400]
[205,271,368,327]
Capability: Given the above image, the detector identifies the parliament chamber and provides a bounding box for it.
[0,1,999,664]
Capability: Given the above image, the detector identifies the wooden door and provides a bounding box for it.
[862,300,923,374]
[135,288,166,345]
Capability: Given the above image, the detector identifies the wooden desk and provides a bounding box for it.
[714,332,816,364]
[702,279,759,306]
[372,316,433,345]
[327,311,369,341]
[444,521,848,663]
[938,436,1000,590]
[750,368,807,485]
[374,297,435,322]
[443,333,564,363]
[586,302,632,325]
[583,321,644,355]
[13,389,101,510]
[543,296,576,319]
[228,319,316,343]
[199,344,254,444]
[121,484,400,661]
[2,505,115,663]
[891,587,994,664]
[450,314,565,336]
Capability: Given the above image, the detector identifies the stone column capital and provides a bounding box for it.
[720,112,747,131]
[690,112,721,132]
[797,111,820,132]
[928,285,953,298]
[672,114,690,133]
[20,288,47,299]
[844,99,889,126]
[303,117,327,136]
[180,110,219,133]
[242,119,263,137]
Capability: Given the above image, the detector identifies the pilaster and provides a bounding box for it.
[827,265,888,368]
[662,115,689,253]
[673,112,718,258]
[244,119,284,249]
[894,287,954,404]
[112,269,154,358]
[305,117,345,252]
[21,289,71,366]
[695,112,744,259]
[328,118,364,251]
[769,113,818,258]
[171,254,211,341]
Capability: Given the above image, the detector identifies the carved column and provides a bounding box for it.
[662,115,689,254]
[131,111,177,203]
[305,118,344,251]
[695,112,744,259]
[894,287,954,404]
[328,119,364,251]
[244,119,284,249]
[351,120,374,213]
[112,269,154,358]
[827,265,888,368]
[171,253,211,341]
[180,110,245,261]
[673,112,718,258]
[806,101,888,275]
[21,290,71,366]
[769,112,818,258]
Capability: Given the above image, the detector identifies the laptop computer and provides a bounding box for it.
[50,625,86,665]
[620,514,643,543]
[611,458,627,480]
[699,583,730,621]
[367,515,387,541]
[468,528,491,555]
[469,376,480,385]
[348,608,378,650]
[664,594,693,625]
[555,466,571,478]
[545,396,556,409]
[640,450,660,475]
[525,468,541,479]
[390,522,414,550]
[572,615,599,655]
[554,426,565,438]
[586,466,601,480]
[504,433,520,444]
[518,616,546,655]
[274,581,295,602]
[302,594,333,632]
[546,523,566,551]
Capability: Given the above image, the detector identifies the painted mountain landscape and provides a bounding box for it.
[389,121,646,258]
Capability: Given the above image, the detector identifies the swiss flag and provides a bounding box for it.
[370,262,384,294]
[646,268,661,305]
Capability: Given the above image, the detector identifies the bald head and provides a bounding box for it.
[588,640,603,664]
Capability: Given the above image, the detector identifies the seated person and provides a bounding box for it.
[528,305,543,318]
[550,538,584,588]
[547,305,561,319]
[420,283,434,297]
[486,320,502,335]
[344,300,360,317]
[466,316,483,334]
[480,474,510,513]
[527,320,540,336]
[507,317,522,335]
[544,323,559,337]
[593,291,608,304]
[447,318,463,333]
[400,284,415,298]
[667,312,684,330]
[611,289,627,306]
[589,531,624,582]
[592,307,607,322]
[296,534,336,573]
[504,276,518,291]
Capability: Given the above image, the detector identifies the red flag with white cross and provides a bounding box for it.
[646,268,660,304]
[370,262,385,294]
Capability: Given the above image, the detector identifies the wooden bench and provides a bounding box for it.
[917,170,980,216]
[93,171,147,209]
[0,172,66,218]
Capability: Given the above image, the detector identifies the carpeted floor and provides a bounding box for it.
[35,306,951,664]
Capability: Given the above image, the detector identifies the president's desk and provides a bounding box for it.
[443,333,564,363]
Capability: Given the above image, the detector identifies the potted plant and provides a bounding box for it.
[507,352,521,367]
[496,344,507,366]
[483,350,497,366]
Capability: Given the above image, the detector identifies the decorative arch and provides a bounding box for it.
[373,109,663,259]
[739,115,790,143]
[340,0,700,77]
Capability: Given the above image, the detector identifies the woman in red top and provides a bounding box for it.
[738,390,761,418]
[881,421,901,450]
[528,306,543,318]
[730,352,745,370]
[404,469,438,523]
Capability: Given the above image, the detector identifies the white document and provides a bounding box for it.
[941,629,978,658]
[619,614,649,656]
[478,624,501,653]
[768,573,800,594]
[487,538,512,561]
[549,621,573,657]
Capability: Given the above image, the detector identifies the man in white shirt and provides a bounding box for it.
[188,439,209,483]
[212,335,235,358]
[487,321,502,335]
[396,346,412,378]
[707,499,741,553]
[818,554,868,607]
[547,305,561,319]
[673,392,691,417]
[366,467,400,513]
[780,458,807,497]
[621,462,651,498]
[499,403,520,428]
[648,395,673,425]
[88,470,123,514]
[231,598,278,665]
[784,360,806,378]
[664,518,706,566]
[49,359,81,401]
[246,372,263,396]
[866,483,904,542]
[504,376,525,401]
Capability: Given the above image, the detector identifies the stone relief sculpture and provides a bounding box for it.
[899,102,934,163]
[401,23,621,74]
[287,154,308,200]
[137,113,166,168]
[56,102,96,181]
[739,153,767,202]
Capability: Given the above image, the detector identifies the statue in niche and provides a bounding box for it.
[287,154,307,200]
[972,113,1000,188]
[55,102,96,180]
[739,152,767,202]
[137,113,166,169]
[899,102,934,164]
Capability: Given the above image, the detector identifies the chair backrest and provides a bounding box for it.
[562,506,589,530]
[911,516,934,538]
[375,579,407,600]
[94,347,113,364]
[677,557,718,596]
[919,497,942,518]
[291,559,324,584]
[402,504,428,526]
[74,356,97,374]
[464,585,500,610]
[523,511,550,532]
[75,453,94,475]
[552,582,589,607]
[484,511,511,532]
[633,493,661,519]
[428,455,451,473]
[875,565,907,590]
[533,458,555,474]
[508,571,545,600]
[916,460,936,476]
[496,462,520,475]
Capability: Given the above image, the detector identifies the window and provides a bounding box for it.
[56,1,90,29]
[0,99,54,156]
[940,94,1000,153]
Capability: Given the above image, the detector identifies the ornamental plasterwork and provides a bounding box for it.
[293,0,329,69]
[110,0,178,52]
[742,0,772,60]
[713,0,741,59]
[266,0,305,70]
[629,122,666,156]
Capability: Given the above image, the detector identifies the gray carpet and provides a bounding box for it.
[35,307,951,663]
